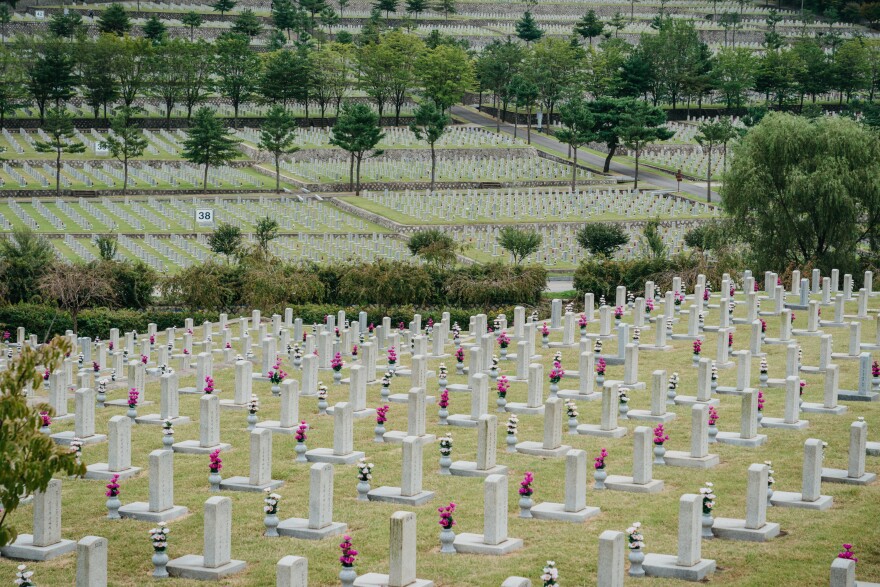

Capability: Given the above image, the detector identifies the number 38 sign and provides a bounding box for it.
[195,209,214,224]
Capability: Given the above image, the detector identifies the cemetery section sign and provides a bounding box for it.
[195,209,215,225]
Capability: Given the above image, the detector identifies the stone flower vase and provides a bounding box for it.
[438,407,448,426]
[518,495,533,518]
[597,373,605,387]
[440,527,456,554]
[106,495,121,520]
[264,512,280,537]
[318,397,328,415]
[374,424,385,443]
[497,396,507,413]
[500,347,508,360]
[439,454,452,475]
[667,386,677,405]
[247,412,258,431]
[541,335,549,348]
[438,375,448,388]
[568,417,578,435]
[549,382,559,399]
[271,385,281,396]
[381,385,391,400]
[708,424,718,444]
[357,480,370,501]
[619,401,629,419]
[339,566,357,587]
[702,512,714,539]
[152,550,169,578]
[163,433,174,448]
[506,434,517,453]
[333,370,342,384]
[127,406,138,420]
[594,468,607,490]
[653,443,666,465]
[295,442,308,463]
[209,469,222,492]
[629,548,645,577]
[96,389,106,408]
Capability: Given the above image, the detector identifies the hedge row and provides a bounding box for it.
[0,303,537,341]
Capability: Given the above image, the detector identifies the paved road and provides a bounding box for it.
[451,106,720,202]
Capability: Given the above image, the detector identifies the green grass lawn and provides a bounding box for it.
[0,293,878,585]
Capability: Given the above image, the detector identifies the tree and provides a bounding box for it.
[712,47,756,108]
[515,11,543,44]
[213,34,262,127]
[48,11,84,38]
[97,3,132,35]
[25,39,76,122]
[497,226,542,265]
[103,107,147,194]
[338,0,350,18]
[574,9,604,46]
[405,0,427,21]
[0,4,10,42]
[0,336,83,549]
[310,44,348,124]
[0,227,54,304]
[587,97,630,173]
[254,216,280,254]
[527,38,582,132]
[180,40,213,119]
[476,39,523,130]
[416,44,474,110]
[39,263,114,333]
[212,0,237,16]
[407,229,457,267]
[409,102,449,193]
[508,73,538,143]
[576,223,629,258]
[641,218,666,258]
[79,36,118,120]
[617,101,673,189]
[259,49,304,109]
[142,15,167,43]
[149,39,189,122]
[181,11,204,41]
[95,234,118,261]
[232,8,263,37]
[555,97,595,193]
[374,0,397,18]
[107,36,153,109]
[329,103,384,195]
[434,0,456,19]
[208,223,243,262]
[0,45,27,129]
[258,105,299,193]
[34,107,84,196]
[695,118,735,202]
[722,113,880,272]
[181,107,240,193]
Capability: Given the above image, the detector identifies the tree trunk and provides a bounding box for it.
[634,146,640,190]
[430,143,436,194]
[275,153,281,193]
[234,102,239,128]
[203,162,209,194]
[123,157,129,194]
[55,148,61,196]
[571,146,577,193]
[706,146,712,203]
[603,144,616,173]
[355,155,362,196]
[348,152,354,192]
[512,111,517,138]
[526,106,532,144]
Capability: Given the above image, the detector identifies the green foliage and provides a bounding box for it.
[232,8,263,37]
[34,107,85,196]
[515,10,543,44]
[617,100,672,189]
[162,261,242,311]
[695,116,737,202]
[641,218,667,258]
[212,0,237,15]
[254,216,280,254]
[0,44,28,128]
[722,113,880,274]
[207,222,243,262]
[48,11,84,38]
[407,229,457,267]
[97,3,132,35]
[25,39,76,122]
[409,102,449,192]
[339,260,435,307]
[104,107,148,193]
[576,223,629,258]
[100,260,157,310]
[445,263,546,306]
[574,257,693,300]
[330,103,384,195]
[683,220,732,253]
[181,11,204,40]
[213,34,262,125]
[181,107,240,192]
[142,15,167,43]
[416,44,474,111]
[95,234,118,261]
[0,228,54,304]
[258,104,299,192]
[574,9,604,44]
[497,226,542,265]
[0,336,83,548]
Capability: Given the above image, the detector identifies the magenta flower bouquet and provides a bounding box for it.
[203,376,215,394]
[799,380,807,396]
[93,361,100,373]
[728,332,733,347]
[454,348,464,364]
[141,355,148,365]
[614,306,624,319]
[541,322,550,337]
[43,368,50,381]
[376,405,389,425]
[549,366,565,384]
[594,448,608,470]
[653,424,668,446]
[127,388,139,409]
[838,544,858,562]
[438,503,456,529]
[645,299,654,313]
[387,347,397,366]
[757,391,765,412]
[39,411,51,427]
[693,340,702,355]
[208,449,222,473]
[596,358,606,376]
[578,313,589,327]
[105,475,120,498]
[339,535,358,567]
[331,352,344,372]
[351,345,358,358]
[873,361,879,378]
[519,472,534,497]
[438,389,449,409]
[496,331,510,349]
[267,359,287,384]
[674,291,684,306]
[496,376,509,399]
[295,421,308,443]
[708,406,719,426]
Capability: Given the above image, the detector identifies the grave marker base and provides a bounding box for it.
[166,555,246,580]
[769,491,833,510]
[84,463,141,481]
[172,441,232,455]
[354,573,434,586]
[711,518,780,542]
[382,432,435,445]
[867,441,880,456]
[118,502,189,522]
[218,476,284,493]
[255,421,299,434]
[452,533,523,556]
[575,425,627,439]
[604,475,664,494]
[326,406,377,419]
[277,518,348,539]
[642,553,716,581]
[557,390,601,402]
[0,535,76,561]
[388,394,435,404]
[446,415,479,428]
[304,448,364,465]
[367,486,435,506]
[50,431,106,446]
[218,400,248,411]
[514,441,572,457]
[715,432,768,447]
[530,502,601,522]
[135,414,191,426]
[760,418,809,430]
[448,461,508,478]
[672,396,720,407]
[837,391,879,402]
[626,410,677,423]
[503,403,545,415]
[820,468,877,486]
[801,403,848,415]
[662,451,719,469]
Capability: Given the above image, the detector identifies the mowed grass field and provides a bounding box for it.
[1,293,878,586]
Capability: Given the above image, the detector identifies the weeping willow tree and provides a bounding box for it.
[721,113,880,273]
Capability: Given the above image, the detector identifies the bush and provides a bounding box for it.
[445,263,546,306]
[573,257,697,300]
[576,223,629,259]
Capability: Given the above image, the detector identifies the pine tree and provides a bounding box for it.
[555,97,595,193]
[232,8,262,37]
[515,11,542,44]
[374,0,397,18]
[34,107,85,196]
[97,3,131,35]
[433,0,455,19]
[212,0,237,16]
[103,107,148,194]
[181,107,240,193]
[258,105,299,193]
[574,9,604,45]
[405,0,427,21]
[409,102,449,194]
[329,103,384,195]
[142,15,167,43]
[181,12,204,41]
